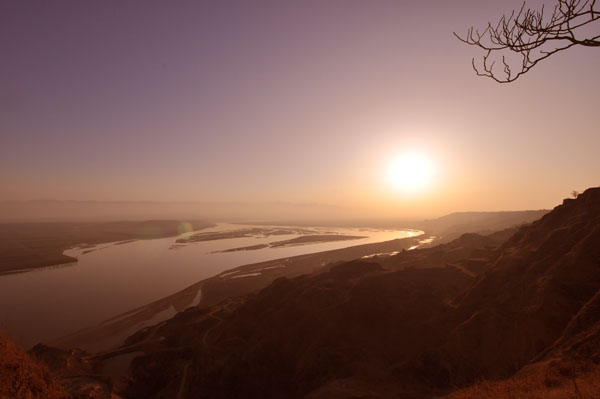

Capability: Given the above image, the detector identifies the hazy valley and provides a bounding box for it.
[2,1,599,398]
[3,190,598,398]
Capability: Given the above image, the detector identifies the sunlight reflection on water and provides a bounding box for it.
[0,223,420,347]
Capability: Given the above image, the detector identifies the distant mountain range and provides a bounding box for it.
[417,209,549,242]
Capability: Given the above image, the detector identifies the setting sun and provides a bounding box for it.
[386,151,435,193]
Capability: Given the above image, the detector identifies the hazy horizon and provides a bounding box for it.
[2,0,598,219]
[0,197,551,223]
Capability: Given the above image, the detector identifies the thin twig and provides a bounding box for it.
[455,0,600,82]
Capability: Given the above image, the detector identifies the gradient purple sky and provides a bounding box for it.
[1,1,598,218]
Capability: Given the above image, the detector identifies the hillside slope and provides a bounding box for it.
[120,188,599,398]
[442,187,600,381]
[5,189,596,398]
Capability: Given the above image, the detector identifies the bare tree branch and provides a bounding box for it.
[455,0,600,82]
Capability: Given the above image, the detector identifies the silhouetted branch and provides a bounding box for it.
[455,0,600,82]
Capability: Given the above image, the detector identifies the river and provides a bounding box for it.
[0,223,419,347]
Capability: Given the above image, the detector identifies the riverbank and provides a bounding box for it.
[55,232,428,352]
[0,220,214,274]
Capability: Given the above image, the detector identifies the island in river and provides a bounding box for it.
[174,226,322,244]
[219,234,367,252]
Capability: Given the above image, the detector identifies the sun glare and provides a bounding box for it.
[385,151,435,194]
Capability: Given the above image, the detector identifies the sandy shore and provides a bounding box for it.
[0,220,214,274]
[54,232,427,352]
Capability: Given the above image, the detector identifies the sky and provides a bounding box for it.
[1,0,598,219]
